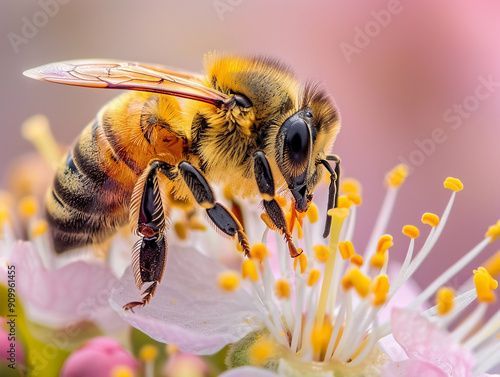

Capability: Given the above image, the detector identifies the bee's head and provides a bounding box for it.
[275,84,340,212]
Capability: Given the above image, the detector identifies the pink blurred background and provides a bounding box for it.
[1,0,499,287]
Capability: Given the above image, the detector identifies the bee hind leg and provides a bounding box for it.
[321,155,341,239]
[253,151,301,258]
[124,162,168,311]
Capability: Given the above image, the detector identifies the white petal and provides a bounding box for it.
[219,367,280,377]
[110,244,264,355]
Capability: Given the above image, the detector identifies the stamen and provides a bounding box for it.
[422,212,440,228]
[275,279,291,299]
[443,177,464,192]
[311,321,333,356]
[474,267,498,303]
[111,366,135,377]
[337,196,352,209]
[315,208,349,329]
[217,271,241,292]
[293,253,308,274]
[350,255,364,268]
[436,287,454,315]
[347,194,362,206]
[308,269,321,287]
[306,202,319,223]
[484,250,500,278]
[250,243,269,262]
[342,268,371,298]
[363,164,408,260]
[18,196,38,218]
[21,114,61,170]
[341,178,361,195]
[174,221,188,239]
[402,225,419,239]
[485,220,500,242]
[242,260,259,282]
[140,344,159,362]
[248,335,277,366]
[339,241,354,260]
[314,245,329,263]
[372,275,390,306]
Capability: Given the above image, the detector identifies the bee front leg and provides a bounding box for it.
[253,151,301,258]
[165,161,251,256]
[124,162,168,311]
[321,155,341,239]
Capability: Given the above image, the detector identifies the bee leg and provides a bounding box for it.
[164,161,251,256]
[321,155,341,238]
[124,162,167,311]
[253,151,301,258]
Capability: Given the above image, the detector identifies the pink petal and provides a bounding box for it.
[390,308,474,377]
[110,244,264,355]
[10,241,124,332]
[219,366,279,377]
[383,359,447,377]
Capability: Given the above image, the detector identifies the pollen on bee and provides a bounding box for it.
[217,270,241,292]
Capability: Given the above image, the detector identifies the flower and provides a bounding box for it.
[110,164,500,376]
[59,337,139,377]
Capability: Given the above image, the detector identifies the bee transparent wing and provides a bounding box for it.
[23,59,234,109]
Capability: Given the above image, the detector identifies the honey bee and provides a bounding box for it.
[24,53,341,310]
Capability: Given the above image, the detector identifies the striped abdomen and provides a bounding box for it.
[47,92,188,253]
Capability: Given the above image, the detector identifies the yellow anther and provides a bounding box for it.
[111,366,135,377]
[347,194,362,206]
[474,267,498,303]
[217,270,240,292]
[311,321,333,354]
[30,219,48,238]
[370,253,386,269]
[422,213,440,228]
[250,243,269,262]
[376,235,393,254]
[371,275,390,306]
[314,245,329,263]
[342,268,371,298]
[0,204,10,225]
[308,269,321,287]
[436,287,455,315]
[189,216,207,231]
[484,250,500,278]
[242,260,259,282]
[139,344,158,362]
[248,335,277,366]
[337,196,352,209]
[402,225,419,239]
[21,114,61,169]
[350,254,364,267]
[18,196,38,218]
[275,279,290,299]
[339,241,354,260]
[385,164,409,188]
[306,202,319,224]
[174,221,187,240]
[223,185,234,201]
[275,196,288,207]
[166,344,179,355]
[443,177,464,192]
[327,207,349,220]
[341,178,362,195]
[485,220,500,242]
[293,253,308,274]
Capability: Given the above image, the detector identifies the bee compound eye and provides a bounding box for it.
[286,119,310,165]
